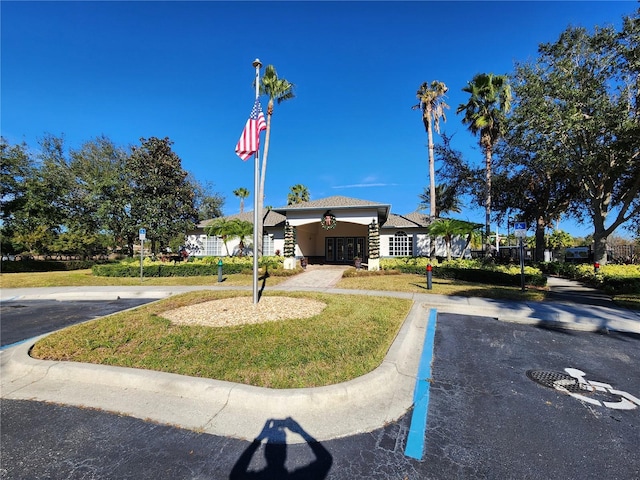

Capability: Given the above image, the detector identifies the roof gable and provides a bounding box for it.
[274,195,389,211]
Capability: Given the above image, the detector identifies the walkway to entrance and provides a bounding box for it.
[276,265,350,289]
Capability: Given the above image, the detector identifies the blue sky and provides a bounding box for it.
[1,1,635,238]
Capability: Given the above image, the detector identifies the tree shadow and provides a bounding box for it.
[229,417,332,480]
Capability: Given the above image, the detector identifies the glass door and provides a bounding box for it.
[346,237,355,261]
[326,238,335,262]
[336,238,345,262]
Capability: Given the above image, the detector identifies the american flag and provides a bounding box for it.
[235,98,266,161]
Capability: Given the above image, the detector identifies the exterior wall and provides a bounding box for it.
[286,208,377,228]
[381,229,468,258]
[186,205,470,260]
[186,231,283,258]
[290,218,369,259]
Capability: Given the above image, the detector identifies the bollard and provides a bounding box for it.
[426,264,433,290]
[594,262,600,274]
[217,259,223,283]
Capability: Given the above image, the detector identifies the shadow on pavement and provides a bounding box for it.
[229,417,332,480]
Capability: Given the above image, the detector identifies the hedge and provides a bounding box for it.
[1,259,98,273]
[538,262,640,295]
[92,262,250,277]
[379,262,546,287]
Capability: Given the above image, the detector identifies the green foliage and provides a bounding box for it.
[418,184,461,217]
[283,222,296,258]
[205,218,254,256]
[1,136,222,258]
[1,259,98,273]
[1,138,33,226]
[414,80,450,219]
[287,184,310,205]
[368,221,380,259]
[257,64,296,257]
[575,263,640,294]
[547,230,574,250]
[380,257,546,287]
[192,178,225,221]
[91,256,288,277]
[232,187,250,213]
[506,14,640,264]
[538,262,640,294]
[128,137,198,253]
[30,291,411,389]
[426,218,483,260]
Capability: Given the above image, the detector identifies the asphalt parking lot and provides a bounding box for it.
[0,298,155,348]
[1,304,639,479]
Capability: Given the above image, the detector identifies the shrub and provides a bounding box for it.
[537,262,640,295]
[378,257,546,287]
[1,259,99,273]
[90,255,289,278]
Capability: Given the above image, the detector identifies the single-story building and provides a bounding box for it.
[186,195,468,270]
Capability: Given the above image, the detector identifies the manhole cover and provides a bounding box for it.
[526,369,594,394]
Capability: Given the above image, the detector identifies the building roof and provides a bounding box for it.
[196,209,286,229]
[274,195,389,211]
[196,196,431,230]
[382,212,431,228]
[272,195,391,223]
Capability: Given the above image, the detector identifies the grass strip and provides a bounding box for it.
[30,291,412,389]
[337,273,548,301]
[0,269,284,288]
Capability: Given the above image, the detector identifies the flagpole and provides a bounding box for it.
[252,58,262,304]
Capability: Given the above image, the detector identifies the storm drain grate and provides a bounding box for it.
[526,369,593,394]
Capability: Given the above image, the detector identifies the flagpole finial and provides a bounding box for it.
[252,58,262,69]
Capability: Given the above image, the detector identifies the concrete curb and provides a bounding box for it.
[0,301,429,443]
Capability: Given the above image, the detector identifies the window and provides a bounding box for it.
[204,236,224,256]
[389,231,413,256]
[263,234,274,256]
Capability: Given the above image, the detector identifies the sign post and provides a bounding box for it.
[514,222,527,292]
[139,228,146,282]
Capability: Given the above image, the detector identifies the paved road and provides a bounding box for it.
[2,308,638,479]
[0,298,155,348]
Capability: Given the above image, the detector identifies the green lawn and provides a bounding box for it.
[10,267,639,389]
[0,269,286,288]
[30,290,412,389]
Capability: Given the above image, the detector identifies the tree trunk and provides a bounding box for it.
[535,216,546,262]
[484,143,492,251]
[427,108,437,260]
[592,210,609,264]
[257,111,273,258]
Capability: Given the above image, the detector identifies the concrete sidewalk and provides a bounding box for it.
[1,275,639,444]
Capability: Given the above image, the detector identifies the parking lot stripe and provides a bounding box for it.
[405,308,437,460]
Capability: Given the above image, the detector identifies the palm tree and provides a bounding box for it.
[205,218,235,256]
[426,218,483,260]
[229,219,254,256]
[205,218,254,257]
[233,187,250,213]
[287,184,310,205]
[413,81,449,222]
[257,64,295,256]
[418,183,461,218]
[457,73,511,251]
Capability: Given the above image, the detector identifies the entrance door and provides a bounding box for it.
[326,237,366,263]
[326,238,335,262]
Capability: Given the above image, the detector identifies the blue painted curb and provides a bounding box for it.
[404,308,437,460]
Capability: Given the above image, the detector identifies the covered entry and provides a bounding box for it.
[325,237,367,263]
